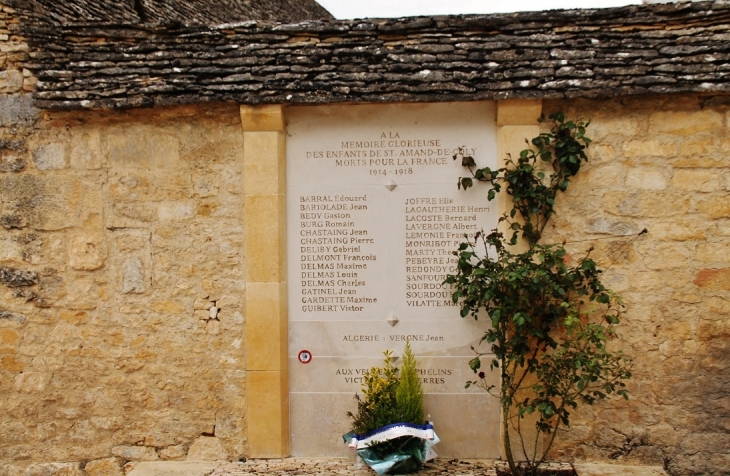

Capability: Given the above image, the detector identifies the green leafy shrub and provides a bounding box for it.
[395,341,424,425]
[348,343,425,435]
[446,113,633,476]
[348,349,400,435]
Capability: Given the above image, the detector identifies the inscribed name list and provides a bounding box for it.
[286,102,501,458]
[288,103,499,323]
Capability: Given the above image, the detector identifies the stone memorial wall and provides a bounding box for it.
[286,102,501,457]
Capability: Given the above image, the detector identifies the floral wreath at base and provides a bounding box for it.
[343,422,439,475]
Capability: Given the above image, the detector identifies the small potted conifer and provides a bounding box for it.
[343,341,439,475]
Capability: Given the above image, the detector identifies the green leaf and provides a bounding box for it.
[448,112,630,467]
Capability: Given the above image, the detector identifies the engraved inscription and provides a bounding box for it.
[287,104,500,457]
[299,194,378,313]
[404,196,490,307]
[335,364,454,385]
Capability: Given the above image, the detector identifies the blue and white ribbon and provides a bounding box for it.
[348,422,436,450]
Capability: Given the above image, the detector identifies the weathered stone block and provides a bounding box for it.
[213,414,241,441]
[658,321,693,340]
[649,110,724,135]
[638,242,692,270]
[242,131,285,196]
[149,301,185,314]
[143,434,177,448]
[672,291,702,303]
[23,462,84,476]
[111,202,157,223]
[32,144,67,171]
[83,458,123,476]
[0,311,26,324]
[247,371,288,457]
[0,328,19,344]
[240,105,284,132]
[22,75,37,92]
[649,219,707,241]
[0,236,23,261]
[89,416,123,431]
[696,242,730,263]
[603,191,689,218]
[69,129,102,170]
[59,310,88,325]
[244,194,286,283]
[588,116,640,141]
[0,154,26,173]
[0,69,22,93]
[587,143,617,163]
[679,137,716,156]
[673,157,728,168]
[192,174,219,198]
[108,129,180,169]
[158,202,194,221]
[0,462,22,476]
[193,310,209,320]
[122,257,146,294]
[205,319,220,334]
[696,197,730,219]
[622,139,675,158]
[694,268,730,290]
[496,99,542,126]
[703,296,730,319]
[681,432,730,454]
[68,234,107,271]
[0,174,102,231]
[0,267,37,287]
[63,276,102,310]
[0,42,29,54]
[579,163,627,189]
[115,231,149,252]
[625,167,668,190]
[185,436,228,461]
[110,446,158,461]
[671,169,721,192]
[107,171,190,203]
[158,445,187,460]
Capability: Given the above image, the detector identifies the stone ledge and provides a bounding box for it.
[573,463,668,476]
[127,462,221,476]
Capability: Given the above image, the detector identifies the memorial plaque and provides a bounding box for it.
[287,103,501,458]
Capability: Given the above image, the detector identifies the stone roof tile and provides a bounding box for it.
[15,0,333,24]
[15,0,730,109]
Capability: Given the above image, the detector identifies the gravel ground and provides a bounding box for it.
[211,458,575,476]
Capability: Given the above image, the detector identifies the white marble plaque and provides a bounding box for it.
[286,102,499,457]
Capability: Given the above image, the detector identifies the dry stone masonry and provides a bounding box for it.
[12,0,332,25]
[12,0,730,109]
[0,0,729,475]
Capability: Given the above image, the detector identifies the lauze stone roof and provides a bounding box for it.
[17,0,730,109]
[16,0,333,24]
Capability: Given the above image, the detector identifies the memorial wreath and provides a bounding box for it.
[343,342,439,475]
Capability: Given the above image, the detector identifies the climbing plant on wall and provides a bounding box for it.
[445,112,633,476]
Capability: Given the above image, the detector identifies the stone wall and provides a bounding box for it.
[540,94,730,476]
[0,102,248,475]
[1,94,728,476]
[2,16,730,470]
[0,3,34,96]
